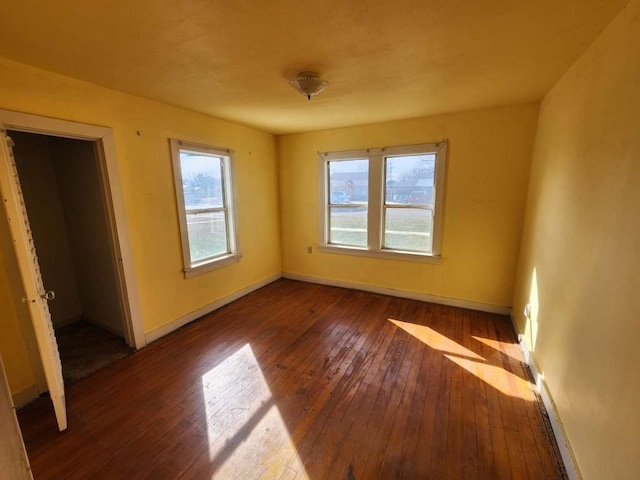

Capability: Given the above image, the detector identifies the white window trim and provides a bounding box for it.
[170,139,241,278]
[318,142,447,262]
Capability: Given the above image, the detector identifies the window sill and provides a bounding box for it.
[316,245,441,264]
[183,252,242,278]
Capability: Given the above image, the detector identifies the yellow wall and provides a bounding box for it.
[512,1,640,478]
[278,105,539,307]
[0,58,281,395]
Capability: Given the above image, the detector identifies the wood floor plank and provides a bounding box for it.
[413,304,454,477]
[16,279,565,479]
[376,301,432,477]
[331,301,421,479]
[469,310,497,479]
[291,295,398,477]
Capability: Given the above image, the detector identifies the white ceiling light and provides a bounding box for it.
[289,71,328,100]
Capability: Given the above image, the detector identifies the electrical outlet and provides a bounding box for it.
[307,246,313,254]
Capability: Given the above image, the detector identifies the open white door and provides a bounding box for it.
[0,130,67,431]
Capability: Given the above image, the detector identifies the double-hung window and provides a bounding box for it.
[318,142,446,261]
[170,139,240,277]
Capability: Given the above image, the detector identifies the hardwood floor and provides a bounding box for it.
[17,279,565,479]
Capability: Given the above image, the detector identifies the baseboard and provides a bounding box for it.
[144,273,282,344]
[510,313,581,480]
[12,384,39,408]
[282,272,511,315]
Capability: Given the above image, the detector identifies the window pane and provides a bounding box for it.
[180,152,224,209]
[328,159,368,205]
[385,154,435,206]
[384,208,432,252]
[186,211,228,262]
[329,206,367,247]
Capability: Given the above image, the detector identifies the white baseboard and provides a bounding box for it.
[144,273,282,344]
[282,272,511,315]
[510,313,581,480]
[12,384,39,408]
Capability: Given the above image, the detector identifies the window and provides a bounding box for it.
[318,142,446,262]
[170,139,240,277]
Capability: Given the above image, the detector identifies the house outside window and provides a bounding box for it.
[318,142,447,262]
[170,139,240,277]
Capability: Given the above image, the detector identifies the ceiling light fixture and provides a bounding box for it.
[289,71,328,100]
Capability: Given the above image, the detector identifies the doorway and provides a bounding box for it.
[0,110,145,430]
[9,130,133,383]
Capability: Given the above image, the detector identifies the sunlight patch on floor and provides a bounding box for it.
[389,319,534,401]
[389,318,484,360]
[471,336,522,363]
[444,354,534,401]
[201,344,308,479]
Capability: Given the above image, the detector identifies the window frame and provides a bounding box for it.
[318,142,447,263]
[170,139,241,278]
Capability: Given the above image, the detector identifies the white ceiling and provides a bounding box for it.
[0,0,629,134]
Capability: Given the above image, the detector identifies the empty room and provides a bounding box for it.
[0,0,638,479]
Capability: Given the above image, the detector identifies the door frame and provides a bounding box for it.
[0,109,145,349]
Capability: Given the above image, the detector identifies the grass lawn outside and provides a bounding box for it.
[186,212,229,261]
[329,207,432,252]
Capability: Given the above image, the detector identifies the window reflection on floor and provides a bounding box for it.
[390,319,534,401]
[201,344,308,479]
